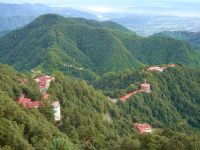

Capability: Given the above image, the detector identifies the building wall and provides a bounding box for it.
[53,107,61,121]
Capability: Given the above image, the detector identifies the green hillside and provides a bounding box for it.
[0,14,142,79]
[0,64,76,149]
[94,65,200,132]
[113,31,200,67]
[154,31,200,50]
[0,14,200,81]
[1,64,200,149]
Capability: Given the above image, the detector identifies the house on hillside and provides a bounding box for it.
[16,97,41,108]
[140,83,151,93]
[133,123,152,134]
[52,101,61,122]
[147,66,167,72]
[35,75,55,93]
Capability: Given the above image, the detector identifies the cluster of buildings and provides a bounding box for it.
[17,64,175,132]
[16,75,61,122]
[110,64,177,103]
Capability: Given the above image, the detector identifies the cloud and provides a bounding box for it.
[85,6,115,13]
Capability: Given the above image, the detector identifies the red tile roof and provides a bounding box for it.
[133,123,152,134]
[16,97,41,108]
[26,101,41,108]
[140,83,150,88]
[120,90,142,102]
[36,75,54,87]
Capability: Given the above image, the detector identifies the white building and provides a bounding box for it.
[52,101,61,122]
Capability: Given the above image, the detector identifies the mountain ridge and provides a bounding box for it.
[154,31,200,51]
[1,14,200,80]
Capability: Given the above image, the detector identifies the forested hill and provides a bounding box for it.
[0,64,76,149]
[154,31,200,51]
[1,64,200,149]
[1,14,200,80]
[0,14,142,79]
[94,65,200,133]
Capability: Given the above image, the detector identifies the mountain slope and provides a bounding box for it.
[113,31,200,67]
[0,64,76,149]
[94,65,200,132]
[0,14,142,78]
[1,63,200,149]
[154,31,200,50]
[1,14,200,80]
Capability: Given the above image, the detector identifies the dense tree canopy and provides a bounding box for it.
[1,64,200,149]
[1,14,200,81]
[1,14,200,149]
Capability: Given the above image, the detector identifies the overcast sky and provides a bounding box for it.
[0,0,200,17]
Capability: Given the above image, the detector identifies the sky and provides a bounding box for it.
[1,0,200,17]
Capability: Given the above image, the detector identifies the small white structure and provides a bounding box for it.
[52,101,61,122]
[147,66,167,72]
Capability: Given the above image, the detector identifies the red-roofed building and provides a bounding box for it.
[26,101,41,108]
[120,90,141,102]
[35,75,55,93]
[140,83,151,93]
[133,123,152,134]
[119,82,151,102]
[16,97,41,108]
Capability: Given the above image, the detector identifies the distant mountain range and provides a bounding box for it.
[0,3,95,32]
[1,3,200,36]
[0,14,200,80]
